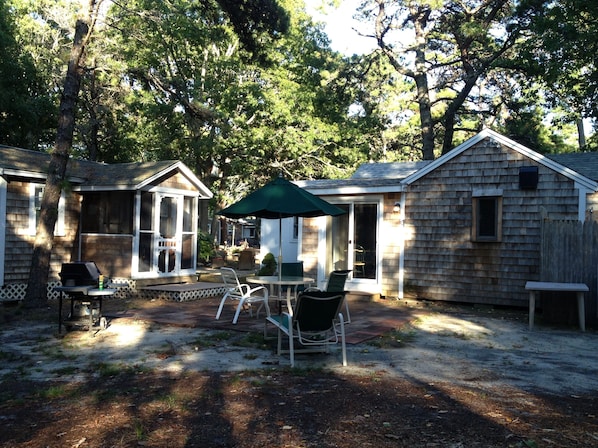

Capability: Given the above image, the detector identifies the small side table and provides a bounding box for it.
[525,281,588,332]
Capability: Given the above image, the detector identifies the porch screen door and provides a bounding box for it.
[157,195,179,273]
[138,192,154,273]
[326,202,378,280]
[137,192,194,276]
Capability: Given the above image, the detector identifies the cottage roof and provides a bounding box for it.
[297,130,598,196]
[0,145,212,198]
[294,177,402,194]
[295,161,430,194]
[352,161,432,179]
[546,153,598,182]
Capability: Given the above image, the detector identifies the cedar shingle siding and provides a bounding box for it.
[403,139,579,306]
[297,130,598,312]
[4,181,79,283]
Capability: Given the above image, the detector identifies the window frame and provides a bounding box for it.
[471,190,503,243]
[80,191,134,235]
[28,183,65,237]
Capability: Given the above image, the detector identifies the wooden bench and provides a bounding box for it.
[525,281,588,332]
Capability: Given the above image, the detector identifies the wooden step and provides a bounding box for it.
[139,282,227,302]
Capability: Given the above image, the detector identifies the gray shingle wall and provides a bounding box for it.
[4,181,79,286]
[403,140,580,307]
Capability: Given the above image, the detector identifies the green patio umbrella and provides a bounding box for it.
[218,175,346,277]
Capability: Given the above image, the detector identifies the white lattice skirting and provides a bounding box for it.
[0,280,225,303]
[138,283,227,302]
[0,278,134,302]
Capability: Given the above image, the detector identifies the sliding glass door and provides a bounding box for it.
[325,199,380,284]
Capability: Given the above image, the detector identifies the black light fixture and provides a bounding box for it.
[519,166,539,190]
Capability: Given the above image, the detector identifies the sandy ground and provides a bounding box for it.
[1,302,597,396]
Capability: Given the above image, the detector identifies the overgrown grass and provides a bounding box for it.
[93,361,126,377]
[233,332,273,350]
[0,349,25,362]
[134,418,146,441]
[191,331,234,348]
[367,324,417,348]
[50,365,80,375]
[38,384,73,399]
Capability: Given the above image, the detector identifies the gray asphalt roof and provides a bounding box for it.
[298,154,598,191]
[296,161,433,190]
[352,161,433,179]
[546,153,598,182]
[0,145,179,188]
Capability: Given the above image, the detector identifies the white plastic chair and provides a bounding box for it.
[215,267,269,324]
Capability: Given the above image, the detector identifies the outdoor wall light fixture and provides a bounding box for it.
[393,202,401,213]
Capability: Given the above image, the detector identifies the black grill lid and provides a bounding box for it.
[59,262,101,286]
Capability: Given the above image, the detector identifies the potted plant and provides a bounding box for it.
[211,249,227,268]
[257,252,277,275]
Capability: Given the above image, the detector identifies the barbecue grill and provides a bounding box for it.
[59,261,102,287]
[56,261,114,334]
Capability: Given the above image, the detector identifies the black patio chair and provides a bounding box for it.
[306,269,352,323]
[266,291,348,367]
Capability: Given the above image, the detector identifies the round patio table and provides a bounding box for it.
[246,276,314,315]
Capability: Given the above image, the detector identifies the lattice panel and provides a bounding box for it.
[140,286,226,302]
[0,279,219,303]
[0,282,28,301]
[0,279,135,302]
[109,278,135,299]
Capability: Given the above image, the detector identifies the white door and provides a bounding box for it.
[136,191,188,277]
[323,197,381,291]
[156,194,182,275]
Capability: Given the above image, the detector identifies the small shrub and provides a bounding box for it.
[197,230,216,265]
[258,253,277,275]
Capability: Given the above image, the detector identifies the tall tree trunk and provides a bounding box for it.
[414,71,435,160]
[577,118,586,149]
[441,74,479,155]
[23,19,89,308]
[409,5,435,160]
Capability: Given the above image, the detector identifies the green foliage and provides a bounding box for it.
[353,0,576,157]
[216,0,290,63]
[519,0,598,122]
[7,0,596,200]
[499,103,574,154]
[197,230,216,265]
[0,0,57,148]
[258,252,277,275]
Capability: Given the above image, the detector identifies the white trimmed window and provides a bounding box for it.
[472,189,502,242]
[28,183,66,236]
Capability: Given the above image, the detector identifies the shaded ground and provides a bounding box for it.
[1,297,597,447]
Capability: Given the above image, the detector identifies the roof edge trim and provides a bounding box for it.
[136,161,213,198]
[402,128,598,192]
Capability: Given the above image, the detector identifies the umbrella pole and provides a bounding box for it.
[278,218,282,281]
